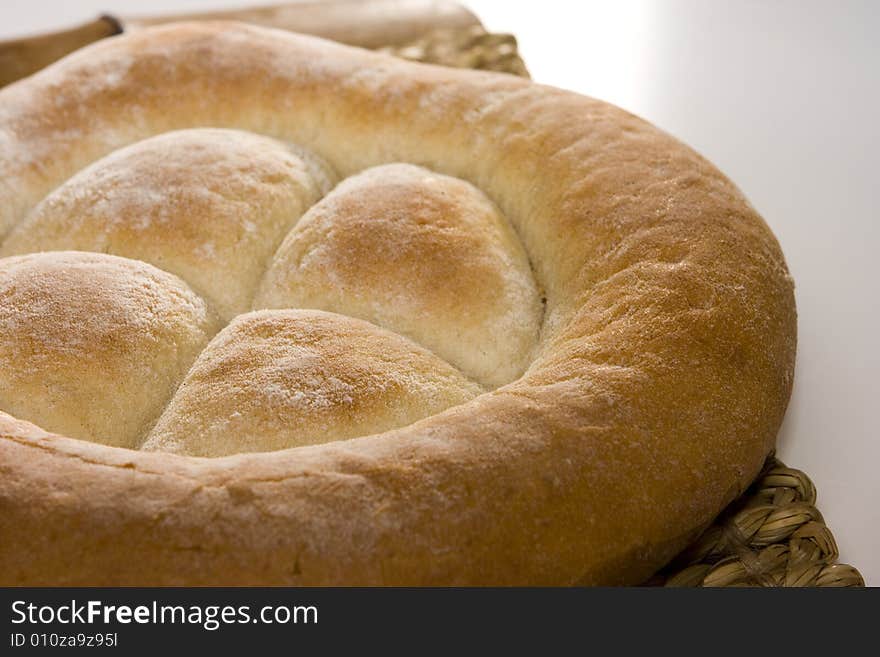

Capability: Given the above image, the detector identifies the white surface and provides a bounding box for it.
[1,0,877,584]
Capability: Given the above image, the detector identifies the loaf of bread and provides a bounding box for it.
[0,22,796,585]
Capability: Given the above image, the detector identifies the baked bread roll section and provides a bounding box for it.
[0,129,335,321]
[0,22,797,585]
[142,309,482,457]
[254,163,542,387]
[0,252,219,448]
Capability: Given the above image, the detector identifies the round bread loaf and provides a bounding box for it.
[0,22,796,585]
[141,308,482,457]
[254,163,542,387]
[0,251,219,448]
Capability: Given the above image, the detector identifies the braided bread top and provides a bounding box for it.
[0,22,796,585]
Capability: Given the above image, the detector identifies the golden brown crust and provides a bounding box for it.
[141,309,482,457]
[1,128,335,321]
[0,22,796,585]
[0,252,219,448]
[254,163,542,387]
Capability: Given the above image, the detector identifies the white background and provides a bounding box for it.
[1,1,877,585]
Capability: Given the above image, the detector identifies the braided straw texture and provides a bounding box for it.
[385,26,863,588]
[381,25,529,77]
[648,457,864,586]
